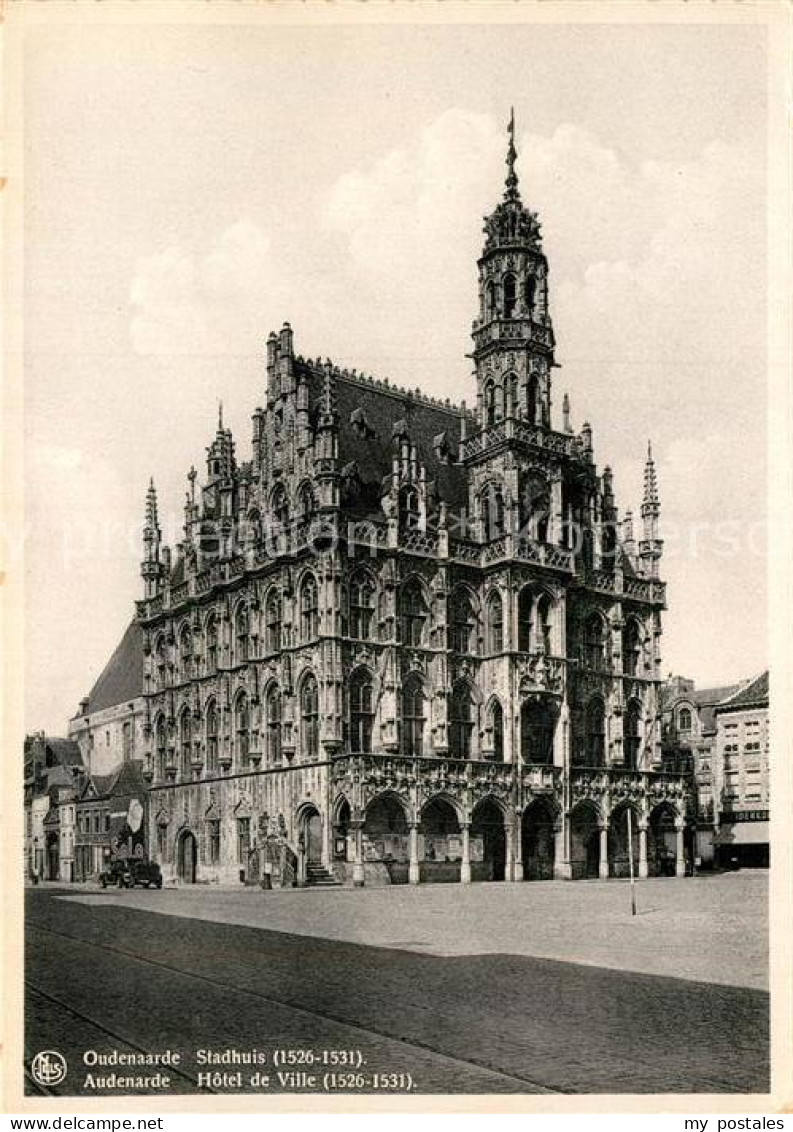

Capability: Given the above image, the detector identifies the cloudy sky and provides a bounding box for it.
[23,15,768,733]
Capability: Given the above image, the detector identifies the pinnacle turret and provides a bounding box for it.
[504,107,520,203]
[641,440,660,518]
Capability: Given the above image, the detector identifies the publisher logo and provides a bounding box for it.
[30,1050,67,1088]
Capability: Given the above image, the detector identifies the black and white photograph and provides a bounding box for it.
[7,0,791,1113]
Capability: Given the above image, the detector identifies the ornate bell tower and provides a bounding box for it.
[472,110,556,431]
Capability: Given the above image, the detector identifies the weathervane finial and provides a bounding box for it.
[505,106,520,201]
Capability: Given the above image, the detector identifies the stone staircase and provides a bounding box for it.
[305,862,342,888]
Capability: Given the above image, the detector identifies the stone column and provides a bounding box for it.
[599,823,609,879]
[408,822,420,886]
[504,819,515,882]
[675,821,686,878]
[638,820,649,879]
[553,817,567,880]
[460,822,471,884]
[512,811,523,882]
[351,819,365,888]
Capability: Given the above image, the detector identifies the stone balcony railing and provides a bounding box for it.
[460,416,577,463]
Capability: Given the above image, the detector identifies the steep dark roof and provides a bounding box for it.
[303,366,470,518]
[716,671,769,714]
[78,621,144,716]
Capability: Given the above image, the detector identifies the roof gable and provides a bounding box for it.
[78,621,144,716]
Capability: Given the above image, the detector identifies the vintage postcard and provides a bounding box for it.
[3,0,791,1115]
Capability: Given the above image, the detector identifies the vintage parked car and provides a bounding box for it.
[99,859,163,889]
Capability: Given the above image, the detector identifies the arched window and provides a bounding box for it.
[622,619,641,676]
[449,681,474,759]
[266,686,282,764]
[401,674,425,757]
[585,613,606,670]
[155,716,167,782]
[350,668,374,754]
[400,579,427,647]
[236,693,249,768]
[235,604,249,664]
[271,484,289,529]
[503,272,517,318]
[481,485,505,540]
[448,588,476,653]
[265,589,282,653]
[678,707,693,733]
[179,624,193,681]
[624,701,641,769]
[488,591,504,653]
[300,575,319,641]
[487,280,497,318]
[349,574,374,639]
[155,635,167,690]
[206,615,218,672]
[301,674,319,759]
[521,701,555,765]
[505,373,520,419]
[585,698,606,766]
[179,708,192,779]
[399,486,421,532]
[491,700,504,762]
[485,380,496,427]
[299,481,317,518]
[536,594,553,654]
[518,587,533,652]
[527,374,539,425]
[206,700,218,775]
[525,275,537,317]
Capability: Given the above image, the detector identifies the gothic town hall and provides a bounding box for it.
[79,120,693,888]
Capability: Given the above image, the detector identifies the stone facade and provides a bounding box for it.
[127,120,691,887]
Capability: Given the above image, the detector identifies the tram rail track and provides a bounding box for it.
[27,920,559,1095]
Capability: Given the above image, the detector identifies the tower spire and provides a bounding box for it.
[642,441,659,517]
[504,106,520,202]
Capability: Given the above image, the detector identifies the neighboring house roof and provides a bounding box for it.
[661,680,742,737]
[77,620,144,716]
[81,760,148,803]
[45,765,77,790]
[715,671,769,714]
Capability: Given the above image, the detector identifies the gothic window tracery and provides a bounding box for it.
[622,619,641,676]
[481,484,506,540]
[265,590,282,654]
[448,587,476,653]
[155,635,167,691]
[179,707,192,779]
[505,373,520,419]
[518,586,533,652]
[490,699,504,762]
[179,623,193,681]
[488,591,504,653]
[536,593,553,654]
[400,578,428,647]
[206,614,218,672]
[584,612,607,670]
[155,715,167,782]
[449,681,474,759]
[624,700,641,769]
[401,673,425,757]
[527,374,540,425]
[301,673,319,759]
[271,484,289,531]
[235,604,249,664]
[235,691,250,769]
[299,482,317,518]
[350,667,374,753]
[300,575,319,641]
[503,272,517,318]
[485,380,496,427]
[349,574,375,639]
[206,699,218,775]
[584,697,606,766]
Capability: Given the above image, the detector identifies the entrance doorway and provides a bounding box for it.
[471,798,506,881]
[522,799,556,880]
[570,802,600,879]
[304,809,323,864]
[177,829,197,883]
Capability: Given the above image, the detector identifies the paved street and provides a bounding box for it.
[25,874,768,1097]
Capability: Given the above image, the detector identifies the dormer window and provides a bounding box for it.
[678,707,693,733]
[399,485,421,532]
